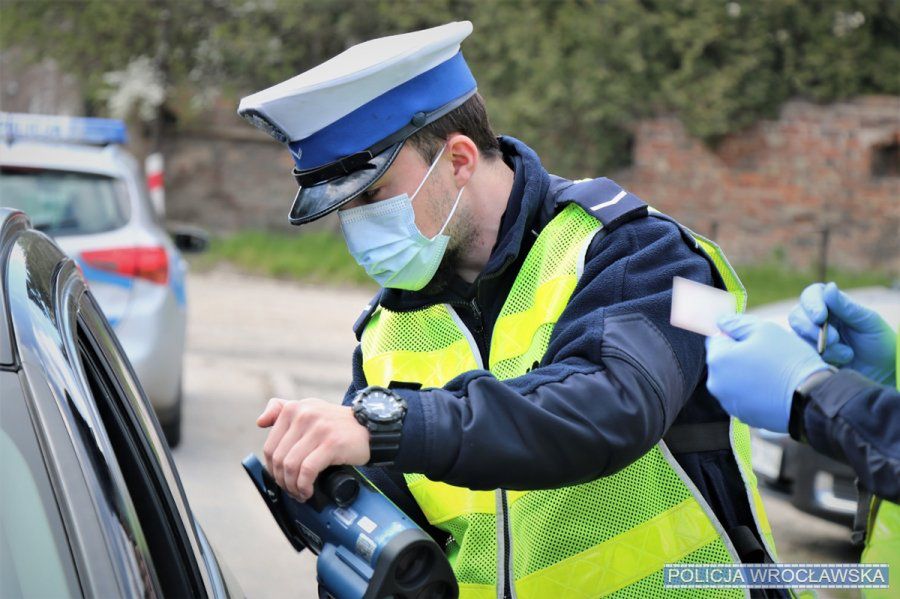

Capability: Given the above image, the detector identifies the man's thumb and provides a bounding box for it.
[716,314,758,341]
[823,282,869,328]
[257,398,287,428]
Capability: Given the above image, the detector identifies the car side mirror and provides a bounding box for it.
[168,224,209,254]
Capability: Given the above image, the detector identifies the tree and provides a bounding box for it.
[2,0,897,175]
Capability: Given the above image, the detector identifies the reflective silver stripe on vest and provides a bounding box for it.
[446,304,484,369]
[656,440,751,599]
[576,225,603,281]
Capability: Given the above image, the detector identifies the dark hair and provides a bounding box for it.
[406,93,501,162]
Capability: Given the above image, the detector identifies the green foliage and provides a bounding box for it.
[2,0,898,176]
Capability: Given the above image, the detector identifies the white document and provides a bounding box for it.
[670,276,737,337]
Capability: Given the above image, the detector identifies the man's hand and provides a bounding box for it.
[706,315,829,433]
[789,282,896,386]
[257,398,370,501]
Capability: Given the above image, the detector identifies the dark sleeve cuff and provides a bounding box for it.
[803,369,883,460]
[392,388,437,473]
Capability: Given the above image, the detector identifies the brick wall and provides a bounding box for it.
[615,96,900,275]
[160,125,307,232]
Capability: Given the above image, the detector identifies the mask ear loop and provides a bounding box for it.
[435,185,465,238]
[410,144,447,201]
[410,143,464,239]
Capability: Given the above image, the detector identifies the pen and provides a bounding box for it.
[817,316,828,355]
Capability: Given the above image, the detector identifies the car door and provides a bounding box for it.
[1,208,239,598]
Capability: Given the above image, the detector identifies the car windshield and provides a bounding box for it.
[0,167,129,235]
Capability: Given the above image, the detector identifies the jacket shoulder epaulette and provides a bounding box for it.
[552,176,648,233]
[353,289,384,341]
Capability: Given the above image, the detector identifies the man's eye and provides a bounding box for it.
[360,188,379,202]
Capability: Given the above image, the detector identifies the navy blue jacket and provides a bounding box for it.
[344,136,767,557]
[802,369,900,502]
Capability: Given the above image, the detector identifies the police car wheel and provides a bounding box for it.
[159,381,184,448]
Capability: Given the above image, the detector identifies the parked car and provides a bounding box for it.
[748,288,900,528]
[0,112,205,446]
[1,208,240,597]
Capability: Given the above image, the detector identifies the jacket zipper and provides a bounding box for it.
[447,298,515,598]
[451,268,519,598]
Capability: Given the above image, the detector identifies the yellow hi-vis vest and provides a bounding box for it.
[360,203,777,598]
[859,330,900,599]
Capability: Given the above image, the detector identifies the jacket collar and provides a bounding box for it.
[380,135,551,310]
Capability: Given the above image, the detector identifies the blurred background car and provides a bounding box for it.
[0,113,206,446]
[748,288,900,529]
[0,208,239,598]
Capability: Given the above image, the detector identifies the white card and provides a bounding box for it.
[670,276,737,336]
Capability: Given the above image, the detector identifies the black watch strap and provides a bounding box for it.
[366,421,403,467]
[352,386,406,467]
[789,367,837,442]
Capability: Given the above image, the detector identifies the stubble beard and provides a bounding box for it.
[418,194,475,296]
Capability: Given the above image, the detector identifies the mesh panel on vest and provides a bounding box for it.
[362,304,480,389]
[607,544,741,599]
[490,203,599,381]
[510,447,708,579]
[363,304,467,354]
[442,512,499,586]
[360,203,774,597]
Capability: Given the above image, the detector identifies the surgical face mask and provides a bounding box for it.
[339,145,465,290]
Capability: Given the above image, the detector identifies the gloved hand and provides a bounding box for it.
[706,315,830,433]
[788,282,896,386]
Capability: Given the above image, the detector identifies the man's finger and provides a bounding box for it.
[798,283,827,326]
[257,397,287,428]
[295,447,334,502]
[716,314,757,341]
[272,419,316,490]
[281,433,320,498]
[263,402,294,474]
[789,309,840,348]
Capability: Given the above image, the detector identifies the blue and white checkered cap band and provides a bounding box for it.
[289,52,475,170]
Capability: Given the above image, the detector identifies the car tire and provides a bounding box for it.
[159,382,183,448]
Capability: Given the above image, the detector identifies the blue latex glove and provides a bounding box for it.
[706,315,830,432]
[788,282,896,386]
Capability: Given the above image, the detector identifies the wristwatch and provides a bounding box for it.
[351,386,407,466]
[789,367,838,443]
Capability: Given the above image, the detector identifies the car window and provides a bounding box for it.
[0,167,130,236]
[0,377,81,599]
[74,309,208,598]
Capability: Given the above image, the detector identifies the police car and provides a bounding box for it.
[0,113,203,446]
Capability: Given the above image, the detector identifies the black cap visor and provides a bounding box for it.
[288,141,403,225]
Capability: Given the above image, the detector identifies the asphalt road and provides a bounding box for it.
[171,270,890,599]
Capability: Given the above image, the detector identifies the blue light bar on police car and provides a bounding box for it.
[0,112,128,145]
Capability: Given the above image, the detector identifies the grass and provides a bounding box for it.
[190,229,374,287]
[738,262,894,308]
[192,229,895,306]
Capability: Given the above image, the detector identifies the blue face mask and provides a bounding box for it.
[338,145,465,290]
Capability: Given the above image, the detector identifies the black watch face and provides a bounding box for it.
[364,390,401,423]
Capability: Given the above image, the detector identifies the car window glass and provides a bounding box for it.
[0,167,130,236]
[76,316,203,597]
[1,394,80,598]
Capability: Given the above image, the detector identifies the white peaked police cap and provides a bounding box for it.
[238,21,477,225]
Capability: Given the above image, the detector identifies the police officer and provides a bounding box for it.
[241,22,784,597]
[706,282,899,598]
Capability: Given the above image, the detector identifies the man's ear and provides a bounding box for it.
[446,134,478,188]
